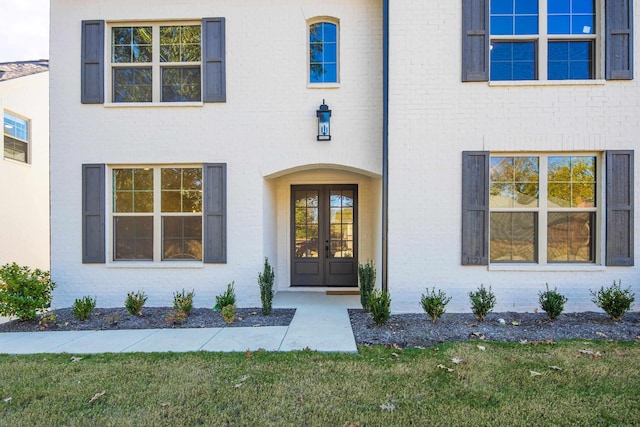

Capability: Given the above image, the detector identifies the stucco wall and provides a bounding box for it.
[388,2,640,313]
[0,71,50,270]
[49,0,382,307]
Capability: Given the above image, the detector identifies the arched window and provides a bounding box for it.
[309,21,338,83]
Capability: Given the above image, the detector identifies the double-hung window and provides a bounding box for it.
[3,111,29,163]
[309,20,339,84]
[111,23,202,103]
[489,0,595,81]
[112,166,203,261]
[489,155,597,263]
[462,0,633,81]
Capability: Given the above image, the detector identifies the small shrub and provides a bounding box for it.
[0,262,56,321]
[221,304,236,323]
[258,258,275,315]
[590,280,635,321]
[369,288,391,326]
[538,284,568,321]
[420,287,452,323]
[72,296,96,321]
[214,282,236,311]
[124,291,147,316]
[38,312,58,331]
[173,289,194,315]
[469,284,496,322]
[165,309,188,325]
[358,260,376,312]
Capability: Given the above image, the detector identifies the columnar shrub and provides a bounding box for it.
[369,288,391,326]
[124,290,148,316]
[0,263,56,321]
[258,258,275,315]
[173,289,195,315]
[358,260,376,312]
[538,284,567,321]
[420,287,452,323]
[72,296,96,321]
[590,280,635,321]
[469,284,496,322]
[214,282,236,311]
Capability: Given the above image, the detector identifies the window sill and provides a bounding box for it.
[307,82,340,89]
[106,262,204,269]
[3,157,31,166]
[489,79,606,87]
[488,264,606,272]
[104,102,204,108]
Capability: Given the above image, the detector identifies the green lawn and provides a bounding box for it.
[1,341,639,426]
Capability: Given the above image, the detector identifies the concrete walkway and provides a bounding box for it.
[0,292,360,355]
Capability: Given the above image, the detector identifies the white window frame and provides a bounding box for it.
[490,0,603,81]
[488,152,603,266]
[107,21,203,105]
[3,110,30,164]
[107,164,204,263]
[307,17,340,88]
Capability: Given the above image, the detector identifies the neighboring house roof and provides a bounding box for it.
[0,60,49,82]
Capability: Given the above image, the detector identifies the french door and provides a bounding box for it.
[291,185,358,287]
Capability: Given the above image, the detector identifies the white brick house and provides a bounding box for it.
[50,0,639,313]
[0,61,49,270]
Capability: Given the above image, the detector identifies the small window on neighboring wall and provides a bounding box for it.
[309,20,339,84]
[3,111,30,163]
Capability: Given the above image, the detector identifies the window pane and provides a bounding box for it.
[4,136,28,162]
[112,27,152,63]
[309,22,338,83]
[294,190,319,258]
[4,112,28,141]
[491,42,536,81]
[490,212,536,262]
[114,216,153,260]
[547,0,595,34]
[162,216,202,260]
[548,0,571,14]
[161,168,203,212]
[491,0,538,35]
[161,67,201,102]
[491,0,513,14]
[490,156,539,207]
[515,16,538,35]
[548,212,594,262]
[160,25,201,62]
[113,68,152,102]
[548,156,596,207]
[113,168,154,213]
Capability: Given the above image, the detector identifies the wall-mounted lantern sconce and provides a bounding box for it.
[316,99,331,141]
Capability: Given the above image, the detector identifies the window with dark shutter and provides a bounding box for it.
[606,150,634,266]
[81,20,105,104]
[203,163,227,263]
[461,151,489,265]
[82,164,106,263]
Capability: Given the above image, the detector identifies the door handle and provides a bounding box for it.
[325,240,329,258]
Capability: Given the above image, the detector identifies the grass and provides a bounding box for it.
[0,341,639,426]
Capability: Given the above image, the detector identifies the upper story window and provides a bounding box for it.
[490,0,596,81]
[461,0,632,82]
[3,111,29,163]
[309,20,339,84]
[111,23,202,102]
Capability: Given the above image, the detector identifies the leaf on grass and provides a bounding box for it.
[613,348,627,357]
[70,357,83,363]
[548,366,562,371]
[391,352,400,358]
[2,397,12,403]
[530,371,542,377]
[507,357,516,363]
[477,345,486,352]
[451,357,463,365]
[437,364,454,372]
[380,402,395,412]
[519,340,528,345]
[245,349,252,359]
[578,349,602,359]
[511,320,520,326]
[89,390,106,403]
[343,423,360,427]
[595,331,607,338]
[160,402,170,408]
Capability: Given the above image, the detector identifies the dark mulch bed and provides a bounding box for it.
[0,307,296,333]
[349,310,640,348]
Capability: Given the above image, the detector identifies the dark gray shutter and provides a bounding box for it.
[606,151,634,266]
[606,0,633,80]
[202,18,226,102]
[204,163,227,263]
[462,151,489,265]
[462,0,490,82]
[82,164,106,263]
[81,20,105,104]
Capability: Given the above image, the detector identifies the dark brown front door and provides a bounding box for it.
[291,185,358,287]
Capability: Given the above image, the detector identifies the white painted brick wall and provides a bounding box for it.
[387,2,640,313]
